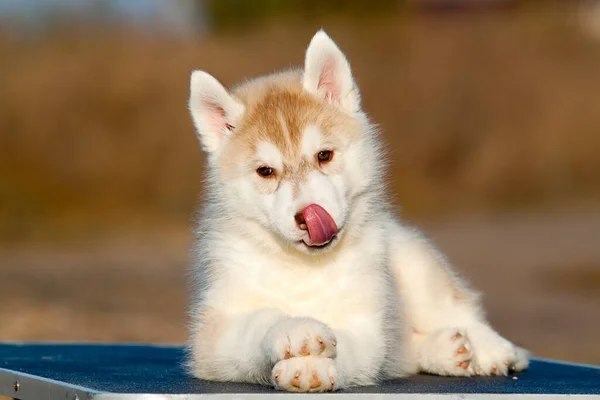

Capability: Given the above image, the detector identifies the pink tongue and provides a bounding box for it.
[302,204,338,246]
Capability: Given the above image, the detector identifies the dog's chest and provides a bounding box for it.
[221,250,385,326]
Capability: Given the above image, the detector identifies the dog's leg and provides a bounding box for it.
[189,308,344,391]
[188,307,285,385]
[332,319,393,387]
[388,221,529,376]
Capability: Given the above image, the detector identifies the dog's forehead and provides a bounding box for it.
[238,89,355,165]
[244,87,326,159]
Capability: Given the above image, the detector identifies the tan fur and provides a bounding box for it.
[219,71,361,185]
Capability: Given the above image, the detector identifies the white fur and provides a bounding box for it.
[303,30,361,112]
[187,30,528,392]
[189,70,245,154]
[300,126,323,159]
[256,141,283,171]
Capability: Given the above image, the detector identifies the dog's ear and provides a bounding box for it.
[189,71,245,153]
[303,30,360,113]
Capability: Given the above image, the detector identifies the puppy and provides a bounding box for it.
[186,30,528,392]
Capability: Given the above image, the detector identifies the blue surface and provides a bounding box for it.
[0,343,599,395]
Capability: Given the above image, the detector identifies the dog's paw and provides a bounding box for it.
[262,317,337,364]
[468,324,529,376]
[417,328,474,376]
[272,356,340,392]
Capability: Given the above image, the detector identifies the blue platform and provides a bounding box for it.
[0,343,599,399]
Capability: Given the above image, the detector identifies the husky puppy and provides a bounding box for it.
[186,30,528,392]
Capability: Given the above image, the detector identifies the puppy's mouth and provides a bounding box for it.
[299,234,338,250]
[297,204,338,248]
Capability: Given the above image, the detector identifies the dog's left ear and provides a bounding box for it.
[303,30,361,113]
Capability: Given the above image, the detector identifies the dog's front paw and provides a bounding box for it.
[272,356,340,392]
[262,317,337,364]
[417,327,474,376]
[468,324,529,376]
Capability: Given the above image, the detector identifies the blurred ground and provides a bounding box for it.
[1,3,599,366]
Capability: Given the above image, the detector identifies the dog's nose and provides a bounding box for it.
[294,211,308,230]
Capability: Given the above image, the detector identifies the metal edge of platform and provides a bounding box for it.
[0,367,97,400]
[93,395,600,400]
[1,370,599,400]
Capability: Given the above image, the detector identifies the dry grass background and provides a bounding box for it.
[1,4,600,365]
[2,5,600,240]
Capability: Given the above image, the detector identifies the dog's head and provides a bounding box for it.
[189,31,382,254]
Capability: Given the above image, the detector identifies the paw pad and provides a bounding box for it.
[317,336,325,350]
[290,371,301,388]
[310,373,321,389]
[299,342,310,356]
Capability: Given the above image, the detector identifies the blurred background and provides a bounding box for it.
[1,0,599,365]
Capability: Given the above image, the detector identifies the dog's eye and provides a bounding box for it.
[317,150,333,163]
[256,166,274,177]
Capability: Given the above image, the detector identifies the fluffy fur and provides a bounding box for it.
[186,30,529,392]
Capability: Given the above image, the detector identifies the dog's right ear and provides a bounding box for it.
[189,71,245,154]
